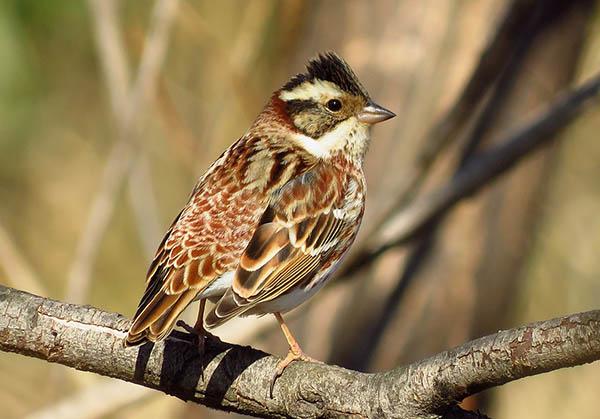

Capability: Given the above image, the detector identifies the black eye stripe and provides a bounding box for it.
[286,98,344,116]
[285,99,317,116]
[284,98,343,138]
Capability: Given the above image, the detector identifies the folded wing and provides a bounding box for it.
[205,164,356,328]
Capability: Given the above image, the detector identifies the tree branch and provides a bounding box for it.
[1,284,598,418]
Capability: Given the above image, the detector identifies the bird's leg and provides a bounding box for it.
[176,299,219,379]
[176,299,220,351]
[270,312,321,397]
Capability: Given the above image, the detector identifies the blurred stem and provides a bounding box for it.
[66,0,179,304]
[66,141,134,304]
[128,156,162,259]
[87,0,130,119]
[0,222,46,296]
[342,70,600,276]
[380,72,600,244]
[356,0,544,254]
[24,379,152,419]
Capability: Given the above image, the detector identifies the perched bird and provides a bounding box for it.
[125,52,395,391]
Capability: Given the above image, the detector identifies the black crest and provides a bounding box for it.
[282,52,369,98]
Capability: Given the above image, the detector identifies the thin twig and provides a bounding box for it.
[342,71,600,275]
[417,0,540,170]
[127,157,163,259]
[87,0,162,258]
[356,0,542,247]
[87,0,129,119]
[66,142,134,304]
[66,0,179,303]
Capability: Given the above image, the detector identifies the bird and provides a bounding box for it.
[124,52,395,393]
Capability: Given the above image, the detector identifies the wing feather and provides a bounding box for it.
[205,164,352,329]
[239,224,289,272]
[125,135,318,346]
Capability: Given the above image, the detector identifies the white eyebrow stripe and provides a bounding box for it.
[279,79,342,102]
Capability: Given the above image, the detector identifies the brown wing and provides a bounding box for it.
[125,136,317,346]
[205,163,362,328]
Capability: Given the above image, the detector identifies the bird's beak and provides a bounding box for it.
[357,101,396,124]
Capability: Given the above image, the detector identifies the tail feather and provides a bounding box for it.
[125,290,198,346]
[148,290,197,338]
[124,268,199,347]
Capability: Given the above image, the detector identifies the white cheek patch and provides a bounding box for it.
[291,117,369,160]
[279,79,342,102]
[319,117,360,153]
[290,132,329,158]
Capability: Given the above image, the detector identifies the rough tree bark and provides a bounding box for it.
[1,284,599,419]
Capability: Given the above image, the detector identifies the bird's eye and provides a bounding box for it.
[326,99,342,112]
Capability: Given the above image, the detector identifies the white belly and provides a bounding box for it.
[197,271,234,301]
[197,258,340,315]
[243,278,328,316]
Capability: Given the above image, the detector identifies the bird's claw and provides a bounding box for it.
[269,349,321,398]
[176,319,198,335]
[176,320,220,342]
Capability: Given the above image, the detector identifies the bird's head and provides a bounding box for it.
[273,52,395,162]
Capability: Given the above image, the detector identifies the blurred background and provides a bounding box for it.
[1,0,599,418]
